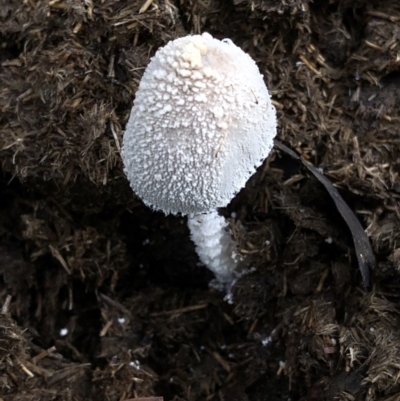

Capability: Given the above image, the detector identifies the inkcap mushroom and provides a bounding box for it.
[122,32,277,288]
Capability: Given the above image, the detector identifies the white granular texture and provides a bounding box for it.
[122,32,276,216]
[187,211,241,285]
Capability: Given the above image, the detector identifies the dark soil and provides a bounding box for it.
[1,0,400,400]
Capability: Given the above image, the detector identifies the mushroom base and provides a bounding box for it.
[187,211,243,288]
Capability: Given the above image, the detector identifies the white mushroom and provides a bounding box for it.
[122,33,276,288]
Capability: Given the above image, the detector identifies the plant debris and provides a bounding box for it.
[274,139,375,288]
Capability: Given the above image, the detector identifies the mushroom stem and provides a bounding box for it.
[187,211,243,288]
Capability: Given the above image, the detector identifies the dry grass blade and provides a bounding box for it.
[274,139,375,287]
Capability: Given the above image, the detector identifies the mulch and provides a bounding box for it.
[1,0,400,400]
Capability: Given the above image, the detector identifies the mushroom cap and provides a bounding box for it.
[122,32,277,216]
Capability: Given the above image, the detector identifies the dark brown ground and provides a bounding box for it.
[1,0,400,400]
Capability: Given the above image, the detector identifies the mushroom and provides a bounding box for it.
[122,33,276,288]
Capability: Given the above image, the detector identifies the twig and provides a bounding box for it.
[49,245,71,274]
[1,295,12,314]
[150,303,208,317]
[99,293,132,317]
[32,346,57,363]
[100,320,113,337]
[122,398,163,401]
[212,351,231,373]
[18,360,34,378]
